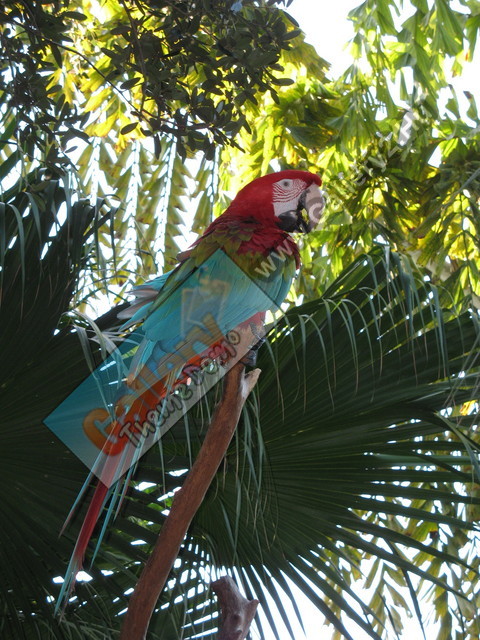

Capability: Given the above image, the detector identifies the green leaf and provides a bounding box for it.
[120,78,140,91]
[50,43,63,68]
[120,122,139,135]
[62,10,88,21]
[270,76,294,86]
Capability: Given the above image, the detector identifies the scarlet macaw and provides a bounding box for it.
[57,169,324,609]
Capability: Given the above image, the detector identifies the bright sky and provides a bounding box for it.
[251,1,478,638]
[288,0,356,76]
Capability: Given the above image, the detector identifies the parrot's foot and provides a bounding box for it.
[240,349,258,367]
[240,333,266,367]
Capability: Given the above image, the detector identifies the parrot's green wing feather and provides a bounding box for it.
[141,219,297,345]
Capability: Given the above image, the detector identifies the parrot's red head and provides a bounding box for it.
[227,170,324,233]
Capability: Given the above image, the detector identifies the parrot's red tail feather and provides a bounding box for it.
[73,480,110,568]
[55,480,109,614]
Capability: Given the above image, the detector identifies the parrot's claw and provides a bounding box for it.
[249,322,265,342]
[240,333,266,367]
[240,349,258,367]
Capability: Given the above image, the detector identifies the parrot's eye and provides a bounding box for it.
[281,179,292,188]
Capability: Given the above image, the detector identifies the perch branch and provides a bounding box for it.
[119,362,261,640]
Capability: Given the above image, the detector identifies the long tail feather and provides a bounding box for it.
[59,471,95,537]
[90,465,136,566]
[56,416,141,613]
[55,480,109,614]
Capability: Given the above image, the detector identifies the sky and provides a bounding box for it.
[288,0,356,77]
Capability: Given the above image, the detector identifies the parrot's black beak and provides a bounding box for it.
[277,184,325,233]
[294,189,309,233]
[277,210,302,232]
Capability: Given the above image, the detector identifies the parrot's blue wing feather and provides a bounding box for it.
[142,249,281,343]
[122,249,290,387]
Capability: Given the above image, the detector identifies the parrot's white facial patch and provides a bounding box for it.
[273,178,325,232]
[272,178,308,218]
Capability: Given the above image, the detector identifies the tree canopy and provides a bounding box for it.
[1,0,480,639]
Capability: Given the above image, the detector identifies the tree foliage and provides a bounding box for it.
[0,0,302,164]
[1,0,480,639]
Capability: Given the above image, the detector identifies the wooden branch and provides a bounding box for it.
[119,362,261,640]
[212,576,259,640]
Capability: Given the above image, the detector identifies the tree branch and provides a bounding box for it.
[212,576,259,640]
[119,362,261,640]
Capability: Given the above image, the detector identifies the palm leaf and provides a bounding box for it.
[0,174,127,639]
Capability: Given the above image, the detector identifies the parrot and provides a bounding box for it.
[56,169,324,611]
